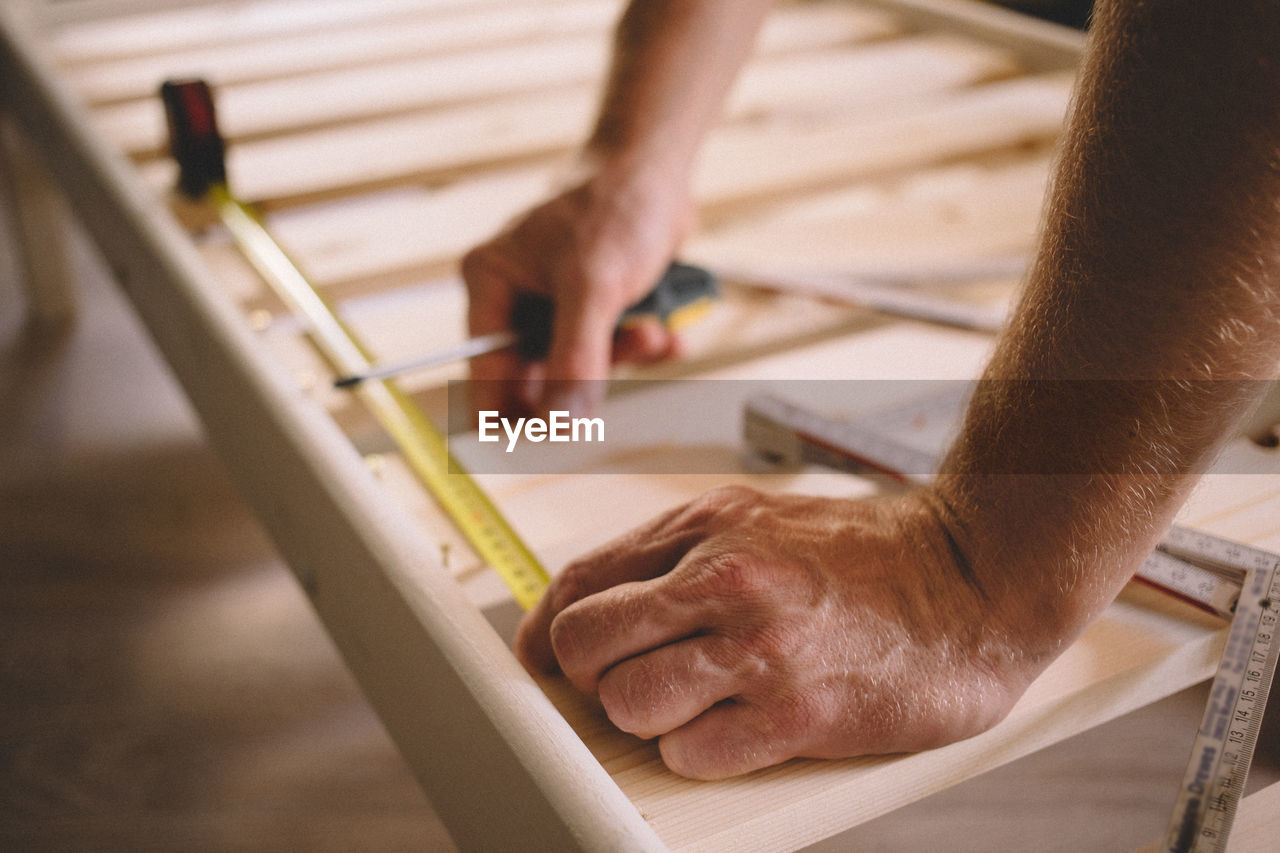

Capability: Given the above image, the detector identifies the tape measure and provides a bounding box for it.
[161,78,549,609]
[743,392,1279,848]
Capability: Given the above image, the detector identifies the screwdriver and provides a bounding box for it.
[332,261,718,388]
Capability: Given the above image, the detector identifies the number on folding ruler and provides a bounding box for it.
[1160,534,1279,853]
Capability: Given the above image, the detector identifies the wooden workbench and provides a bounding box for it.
[3,1,1277,849]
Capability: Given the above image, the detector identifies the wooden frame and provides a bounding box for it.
[3,1,1277,849]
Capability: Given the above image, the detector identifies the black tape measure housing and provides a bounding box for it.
[160,79,227,199]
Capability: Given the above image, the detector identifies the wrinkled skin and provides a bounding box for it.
[515,486,1029,780]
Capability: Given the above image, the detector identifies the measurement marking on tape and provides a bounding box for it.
[211,185,549,610]
[161,77,548,609]
[742,392,1278,849]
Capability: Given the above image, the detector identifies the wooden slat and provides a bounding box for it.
[94,21,964,160]
[63,0,898,107]
[694,72,1070,214]
[138,68,1067,252]
[44,0,523,64]
[266,167,554,293]
[61,0,620,105]
[145,86,591,202]
[687,154,1049,277]
[101,37,608,158]
[149,37,1027,307]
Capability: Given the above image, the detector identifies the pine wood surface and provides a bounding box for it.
[8,0,1280,848]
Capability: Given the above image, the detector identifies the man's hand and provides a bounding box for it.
[461,162,694,417]
[460,0,773,418]
[515,486,1036,780]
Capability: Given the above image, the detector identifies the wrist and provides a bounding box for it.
[905,486,1085,694]
[557,141,692,205]
[553,147,697,261]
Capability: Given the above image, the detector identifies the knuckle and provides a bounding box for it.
[737,621,804,665]
[701,483,759,512]
[782,688,840,737]
[597,670,652,737]
[546,593,587,650]
[546,558,598,615]
[678,484,762,532]
[703,552,770,602]
[547,608,591,683]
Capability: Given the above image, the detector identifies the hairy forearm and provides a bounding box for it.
[937,0,1280,658]
[582,0,774,180]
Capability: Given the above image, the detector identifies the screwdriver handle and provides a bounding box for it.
[510,262,718,360]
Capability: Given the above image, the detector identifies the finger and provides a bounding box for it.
[468,350,528,417]
[462,244,538,416]
[513,501,703,673]
[541,283,622,414]
[658,700,805,780]
[548,575,717,693]
[462,247,519,339]
[612,320,678,365]
[596,634,742,739]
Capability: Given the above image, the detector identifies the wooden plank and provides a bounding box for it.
[686,153,1049,278]
[694,72,1071,215]
[63,0,898,107]
[93,19,956,160]
[43,0,523,64]
[143,86,591,203]
[149,38,1028,307]
[98,37,611,158]
[61,0,620,105]
[264,167,555,295]
[134,67,1068,236]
